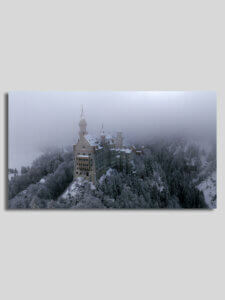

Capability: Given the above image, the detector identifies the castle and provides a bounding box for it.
[73,108,132,184]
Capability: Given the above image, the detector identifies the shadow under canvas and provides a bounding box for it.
[4,93,8,209]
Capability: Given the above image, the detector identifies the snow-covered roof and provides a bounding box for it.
[84,134,99,147]
[113,148,132,154]
[122,148,132,154]
[82,133,131,152]
[84,134,104,150]
[105,134,115,144]
[105,134,113,139]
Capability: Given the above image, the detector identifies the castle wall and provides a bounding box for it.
[74,137,96,183]
[74,138,132,185]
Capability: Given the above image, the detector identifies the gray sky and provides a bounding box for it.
[9,91,216,170]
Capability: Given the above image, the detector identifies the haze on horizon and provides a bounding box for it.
[8,91,216,170]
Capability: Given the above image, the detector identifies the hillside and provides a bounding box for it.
[8,138,216,209]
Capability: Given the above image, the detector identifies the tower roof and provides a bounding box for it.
[79,105,87,126]
[80,105,85,119]
[100,123,105,136]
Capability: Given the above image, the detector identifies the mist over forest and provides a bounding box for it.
[9,91,216,170]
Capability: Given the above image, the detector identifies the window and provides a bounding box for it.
[86,172,89,176]
[83,146,85,149]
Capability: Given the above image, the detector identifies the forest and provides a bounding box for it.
[8,137,216,209]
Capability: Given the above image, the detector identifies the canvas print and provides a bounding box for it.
[8,91,216,209]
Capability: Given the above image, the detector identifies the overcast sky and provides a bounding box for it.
[9,91,216,170]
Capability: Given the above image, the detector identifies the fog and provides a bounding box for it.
[9,91,216,170]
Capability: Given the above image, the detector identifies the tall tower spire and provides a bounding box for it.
[79,105,87,138]
[80,105,84,119]
[100,123,106,144]
[100,123,105,135]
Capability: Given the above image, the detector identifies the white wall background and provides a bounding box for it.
[0,1,224,300]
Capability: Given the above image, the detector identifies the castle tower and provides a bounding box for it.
[79,106,87,138]
[115,131,123,149]
[74,106,97,184]
[100,123,106,144]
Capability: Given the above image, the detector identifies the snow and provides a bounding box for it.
[39,178,46,183]
[99,168,113,184]
[61,178,84,199]
[123,148,132,154]
[62,182,78,199]
[84,134,99,147]
[90,182,96,190]
[84,134,104,150]
[151,170,165,192]
[99,175,106,184]
[8,173,15,180]
[61,177,96,201]
[105,134,114,140]
[130,160,135,168]
[197,171,216,208]
[77,154,89,158]
[106,168,113,176]
[114,148,132,154]
[77,177,85,185]
[84,133,131,152]
[104,134,115,145]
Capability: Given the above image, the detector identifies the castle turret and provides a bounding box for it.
[79,106,87,138]
[100,123,106,144]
